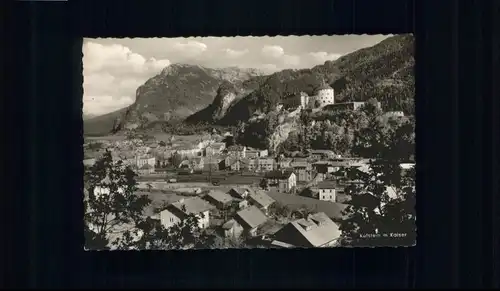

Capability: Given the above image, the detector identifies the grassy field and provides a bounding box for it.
[219,174,263,185]
[267,190,348,219]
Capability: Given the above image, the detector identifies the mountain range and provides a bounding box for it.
[84,34,414,136]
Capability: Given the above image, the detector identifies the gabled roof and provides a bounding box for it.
[170,197,214,215]
[228,187,250,198]
[273,212,340,248]
[235,206,268,229]
[248,191,275,208]
[265,170,294,180]
[206,190,233,204]
[317,180,338,189]
[222,219,240,230]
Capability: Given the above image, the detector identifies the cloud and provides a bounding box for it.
[83,35,392,116]
[261,45,301,69]
[83,95,135,116]
[169,40,208,59]
[223,48,249,59]
[283,55,301,67]
[83,41,170,116]
[308,52,343,63]
[261,45,285,58]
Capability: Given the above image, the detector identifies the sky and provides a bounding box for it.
[83,35,391,116]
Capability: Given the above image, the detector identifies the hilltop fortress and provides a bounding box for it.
[281,83,381,112]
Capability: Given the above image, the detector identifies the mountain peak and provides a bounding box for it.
[160,63,205,76]
[84,64,262,135]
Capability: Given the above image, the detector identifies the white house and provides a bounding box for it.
[317,180,338,202]
[299,92,310,108]
[173,144,202,157]
[136,155,156,168]
[159,208,182,229]
[205,142,226,156]
[159,197,215,229]
[265,170,297,193]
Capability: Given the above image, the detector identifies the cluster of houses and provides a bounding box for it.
[83,135,218,175]
[154,187,342,248]
[84,152,157,175]
[85,135,414,207]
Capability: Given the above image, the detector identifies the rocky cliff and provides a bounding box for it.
[184,81,246,124]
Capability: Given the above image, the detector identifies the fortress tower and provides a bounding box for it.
[313,82,335,107]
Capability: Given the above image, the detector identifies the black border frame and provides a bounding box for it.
[4,0,498,288]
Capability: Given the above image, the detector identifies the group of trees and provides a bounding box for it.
[84,150,216,250]
[170,153,186,168]
[268,202,315,223]
[276,98,388,157]
[335,106,415,246]
[337,160,416,247]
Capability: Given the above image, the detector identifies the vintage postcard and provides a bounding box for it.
[83,35,416,250]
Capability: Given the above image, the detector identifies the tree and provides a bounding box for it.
[136,214,215,250]
[211,235,247,249]
[84,151,215,250]
[84,150,151,250]
[337,114,415,247]
[268,202,293,221]
[170,153,185,168]
[352,116,414,161]
[259,178,269,190]
[338,160,415,247]
[360,98,383,117]
[292,204,315,219]
[299,110,312,127]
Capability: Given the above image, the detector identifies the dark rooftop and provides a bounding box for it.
[317,180,338,189]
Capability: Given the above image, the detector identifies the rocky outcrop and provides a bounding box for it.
[265,108,301,152]
[184,81,248,124]
[210,82,239,121]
